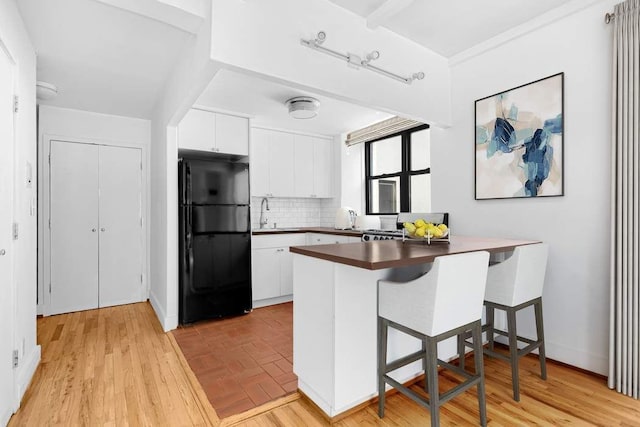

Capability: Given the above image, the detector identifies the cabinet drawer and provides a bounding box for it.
[251,233,306,249]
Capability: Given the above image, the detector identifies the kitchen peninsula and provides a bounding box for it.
[290,236,539,418]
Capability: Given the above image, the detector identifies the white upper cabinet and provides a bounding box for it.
[251,128,295,197]
[251,127,333,198]
[269,131,295,197]
[293,134,314,197]
[313,137,332,198]
[216,113,249,155]
[178,108,249,156]
[292,134,333,198]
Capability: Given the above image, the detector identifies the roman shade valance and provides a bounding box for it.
[344,116,424,146]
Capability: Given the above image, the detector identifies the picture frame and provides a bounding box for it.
[474,73,564,200]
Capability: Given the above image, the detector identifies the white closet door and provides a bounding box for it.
[50,141,99,315]
[98,145,143,307]
[0,43,15,425]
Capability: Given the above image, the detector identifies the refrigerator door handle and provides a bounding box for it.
[184,162,192,206]
[186,209,194,275]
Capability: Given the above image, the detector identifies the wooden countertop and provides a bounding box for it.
[289,235,541,270]
[252,227,363,237]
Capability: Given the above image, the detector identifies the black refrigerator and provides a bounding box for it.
[178,158,252,324]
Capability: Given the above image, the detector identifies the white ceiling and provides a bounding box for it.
[196,69,393,137]
[18,0,192,119]
[17,0,578,130]
[327,0,573,57]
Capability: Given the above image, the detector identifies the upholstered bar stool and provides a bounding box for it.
[378,251,490,427]
[461,243,549,402]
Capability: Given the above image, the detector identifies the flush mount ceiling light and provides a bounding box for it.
[36,81,58,101]
[286,96,320,119]
[300,31,425,85]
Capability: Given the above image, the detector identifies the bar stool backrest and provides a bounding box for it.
[378,251,489,337]
[484,243,549,307]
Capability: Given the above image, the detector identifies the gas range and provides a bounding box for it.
[361,229,404,241]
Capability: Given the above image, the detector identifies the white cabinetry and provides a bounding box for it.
[251,233,306,307]
[49,141,144,315]
[178,108,248,156]
[306,233,360,245]
[293,135,333,198]
[251,128,295,197]
[251,128,333,198]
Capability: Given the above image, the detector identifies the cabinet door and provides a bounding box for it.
[50,141,100,315]
[98,145,144,308]
[178,109,216,152]
[293,134,314,197]
[280,248,294,295]
[307,233,350,245]
[251,248,281,300]
[313,137,333,198]
[250,128,270,197]
[216,113,249,156]
[269,131,295,197]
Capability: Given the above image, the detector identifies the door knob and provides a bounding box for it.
[101,228,106,232]
[0,249,5,256]
[92,228,96,232]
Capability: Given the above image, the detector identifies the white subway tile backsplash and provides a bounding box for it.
[251,197,339,229]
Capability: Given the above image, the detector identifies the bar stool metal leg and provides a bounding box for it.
[486,305,495,351]
[535,299,547,380]
[425,337,439,427]
[472,321,487,427]
[378,316,388,417]
[456,334,465,368]
[506,308,520,401]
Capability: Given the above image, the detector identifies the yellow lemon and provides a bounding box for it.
[437,223,448,232]
[432,228,444,238]
[415,226,426,237]
[403,222,416,234]
[414,219,426,228]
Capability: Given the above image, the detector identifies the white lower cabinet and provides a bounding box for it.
[252,234,306,307]
[306,233,361,245]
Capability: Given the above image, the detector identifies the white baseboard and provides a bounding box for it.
[253,295,293,309]
[15,344,41,410]
[149,291,178,332]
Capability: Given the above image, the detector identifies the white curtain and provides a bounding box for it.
[609,0,640,397]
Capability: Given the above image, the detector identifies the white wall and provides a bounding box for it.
[432,0,618,374]
[149,0,217,331]
[210,0,452,127]
[37,105,151,313]
[0,0,39,414]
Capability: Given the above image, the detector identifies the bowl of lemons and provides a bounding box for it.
[403,219,449,240]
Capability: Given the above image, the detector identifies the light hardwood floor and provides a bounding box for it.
[9,302,640,426]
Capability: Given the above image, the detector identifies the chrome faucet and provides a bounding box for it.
[259,197,270,229]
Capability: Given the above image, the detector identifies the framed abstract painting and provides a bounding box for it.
[475,73,564,200]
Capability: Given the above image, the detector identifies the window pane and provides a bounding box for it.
[410,174,431,212]
[371,136,401,175]
[369,177,400,213]
[410,129,430,171]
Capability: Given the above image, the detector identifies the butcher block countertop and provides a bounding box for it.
[251,227,363,237]
[289,235,541,270]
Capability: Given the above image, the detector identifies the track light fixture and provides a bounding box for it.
[300,31,424,85]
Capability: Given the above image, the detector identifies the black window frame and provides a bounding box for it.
[364,124,430,215]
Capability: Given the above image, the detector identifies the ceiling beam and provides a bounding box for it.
[366,0,415,29]
[92,0,204,34]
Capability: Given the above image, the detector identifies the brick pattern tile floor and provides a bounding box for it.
[172,302,296,419]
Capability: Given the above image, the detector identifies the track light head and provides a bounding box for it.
[315,31,326,45]
[366,51,380,62]
[411,72,425,81]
